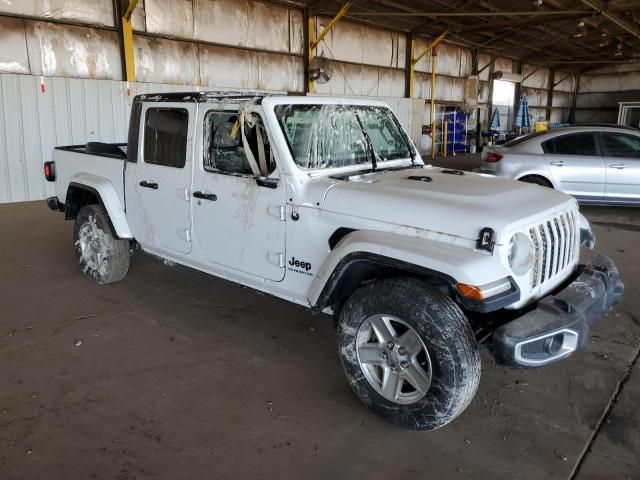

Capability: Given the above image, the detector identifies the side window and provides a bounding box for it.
[545,133,597,156]
[143,108,188,168]
[203,111,275,176]
[601,133,640,158]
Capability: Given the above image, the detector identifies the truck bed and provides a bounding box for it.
[52,142,128,208]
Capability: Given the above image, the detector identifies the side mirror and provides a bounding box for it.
[256,177,278,189]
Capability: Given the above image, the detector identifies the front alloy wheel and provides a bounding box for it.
[337,278,481,430]
[356,314,432,405]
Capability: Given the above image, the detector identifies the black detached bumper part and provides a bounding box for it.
[493,254,623,367]
[47,197,64,212]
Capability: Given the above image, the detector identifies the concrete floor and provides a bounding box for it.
[1,199,639,480]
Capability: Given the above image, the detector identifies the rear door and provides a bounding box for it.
[600,131,640,203]
[130,103,196,255]
[543,132,604,201]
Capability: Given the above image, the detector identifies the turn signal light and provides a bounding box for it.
[456,283,484,301]
[44,161,56,181]
[485,153,503,163]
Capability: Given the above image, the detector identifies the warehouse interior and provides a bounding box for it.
[1,1,640,479]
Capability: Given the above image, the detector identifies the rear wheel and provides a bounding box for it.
[73,205,130,284]
[337,278,481,430]
[519,175,552,188]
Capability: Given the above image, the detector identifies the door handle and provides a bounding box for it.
[139,181,158,189]
[610,164,628,169]
[550,161,565,167]
[193,191,217,201]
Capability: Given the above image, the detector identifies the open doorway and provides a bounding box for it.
[492,80,516,132]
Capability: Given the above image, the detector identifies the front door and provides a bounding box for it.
[599,132,640,203]
[543,132,605,201]
[191,107,286,281]
[131,103,196,255]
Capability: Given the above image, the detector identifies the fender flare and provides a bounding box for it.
[66,173,133,239]
[308,229,511,310]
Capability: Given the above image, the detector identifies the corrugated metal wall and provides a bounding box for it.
[0,74,266,203]
[576,67,640,123]
[0,73,422,204]
[0,0,606,204]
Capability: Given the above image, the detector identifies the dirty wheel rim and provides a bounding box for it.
[356,314,432,405]
[77,217,107,272]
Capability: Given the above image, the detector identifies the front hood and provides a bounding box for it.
[320,166,575,244]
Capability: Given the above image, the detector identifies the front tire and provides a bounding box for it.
[337,278,481,430]
[73,205,130,284]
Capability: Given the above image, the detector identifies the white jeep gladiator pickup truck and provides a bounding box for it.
[45,92,623,430]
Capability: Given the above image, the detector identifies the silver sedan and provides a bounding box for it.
[479,125,640,206]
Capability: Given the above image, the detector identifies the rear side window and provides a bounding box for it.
[543,133,597,156]
[144,108,188,168]
[600,133,640,158]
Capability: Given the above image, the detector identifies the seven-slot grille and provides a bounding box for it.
[528,209,578,289]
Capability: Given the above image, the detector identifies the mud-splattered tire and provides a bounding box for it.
[337,278,481,430]
[73,205,130,284]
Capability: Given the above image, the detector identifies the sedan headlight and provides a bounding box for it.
[507,233,533,275]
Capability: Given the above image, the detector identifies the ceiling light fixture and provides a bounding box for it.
[573,20,587,39]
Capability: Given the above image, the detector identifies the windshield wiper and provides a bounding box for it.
[354,113,380,172]
[400,126,417,165]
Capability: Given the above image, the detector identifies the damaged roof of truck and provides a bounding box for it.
[132,92,391,108]
[133,91,283,103]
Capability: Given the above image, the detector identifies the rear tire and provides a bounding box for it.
[73,205,130,284]
[337,278,481,430]
[519,175,552,188]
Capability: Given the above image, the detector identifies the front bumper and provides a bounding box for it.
[492,254,623,367]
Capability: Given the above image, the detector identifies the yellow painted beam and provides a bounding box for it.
[412,31,448,66]
[122,15,136,82]
[308,16,315,94]
[310,2,351,50]
[123,0,138,20]
[121,0,138,82]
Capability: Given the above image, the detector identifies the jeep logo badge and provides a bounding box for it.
[289,257,312,272]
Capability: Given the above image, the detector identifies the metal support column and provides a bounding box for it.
[404,33,414,98]
[569,73,580,124]
[409,31,447,100]
[546,69,555,122]
[486,55,496,133]
[430,48,438,160]
[303,7,311,92]
[117,0,138,83]
[307,2,351,94]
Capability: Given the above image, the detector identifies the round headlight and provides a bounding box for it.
[507,233,533,276]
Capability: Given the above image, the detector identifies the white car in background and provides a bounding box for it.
[479,125,640,206]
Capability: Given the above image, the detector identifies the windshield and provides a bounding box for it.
[275,104,411,169]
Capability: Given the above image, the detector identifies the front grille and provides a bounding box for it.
[528,209,578,289]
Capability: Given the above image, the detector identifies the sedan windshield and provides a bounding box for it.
[275,104,411,169]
